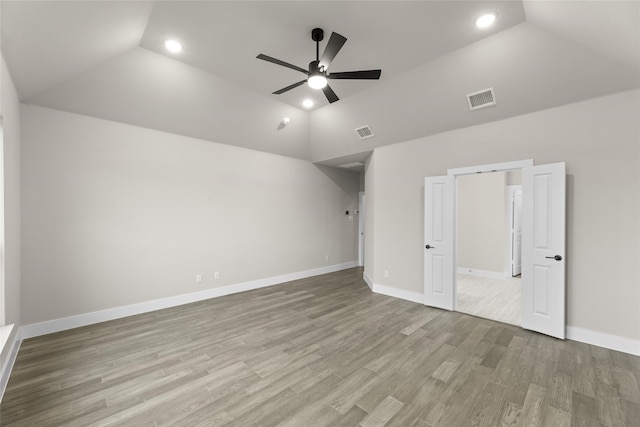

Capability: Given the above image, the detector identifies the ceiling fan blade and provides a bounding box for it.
[328,70,382,80]
[318,32,347,70]
[322,84,339,103]
[273,80,307,95]
[257,54,309,75]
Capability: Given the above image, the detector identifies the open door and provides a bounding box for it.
[424,176,454,310]
[512,188,523,276]
[521,163,566,339]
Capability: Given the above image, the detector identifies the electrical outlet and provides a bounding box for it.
[325,255,329,261]
[384,270,389,278]
[214,271,220,280]
[196,274,202,283]
[348,216,353,222]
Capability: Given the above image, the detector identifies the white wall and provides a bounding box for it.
[20,105,359,325]
[366,89,640,342]
[363,152,376,286]
[506,170,521,185]
[457,172,506,274]
[1,56,21,327]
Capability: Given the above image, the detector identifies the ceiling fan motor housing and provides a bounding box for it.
[311,28,324,42]
[309,60,323,74]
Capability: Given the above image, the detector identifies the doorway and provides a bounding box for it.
[423,160,566,339]
[454,171,522,326]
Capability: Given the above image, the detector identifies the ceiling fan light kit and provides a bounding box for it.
[257,27,382,104]
[308,70,328,89]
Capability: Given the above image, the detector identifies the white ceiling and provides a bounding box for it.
[1,1,154,99]
[524,0,640,70]
[311,20,640,165]
[139,1,526,110]
[2,1,639,163]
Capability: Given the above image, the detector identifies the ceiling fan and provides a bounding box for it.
[257,28,382,104]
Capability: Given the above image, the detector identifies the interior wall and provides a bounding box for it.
[368,89,640,342]
[456,172,506,275]
[363,152,376,285]
[506,170,521,185]
[1,56,21,326]
[20,105,359,325]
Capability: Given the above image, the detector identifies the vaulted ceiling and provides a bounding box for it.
[2,1,639,164]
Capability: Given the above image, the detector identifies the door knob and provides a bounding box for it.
[425,245,434,249]
[545,255,562,261]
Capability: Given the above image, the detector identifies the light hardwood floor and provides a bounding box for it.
[2,268,639,426]
[456,274,521,326]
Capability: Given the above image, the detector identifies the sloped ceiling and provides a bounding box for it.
[1,1,639,163]
[1,1,154,99]
[524,0,640,70]
[311,21,640,164]
[138,1,526,110]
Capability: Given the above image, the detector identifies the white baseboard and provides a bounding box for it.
[371,283,423,304]
[363,272,374,290]
[566,326,640,356]
[20,261,358,340]
[0,325,21,401]
[457,267,509,280]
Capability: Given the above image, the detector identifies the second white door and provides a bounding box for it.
[511,188,523,276]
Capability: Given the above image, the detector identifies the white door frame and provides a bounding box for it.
[447,160,533,312]
[424,159,533,310]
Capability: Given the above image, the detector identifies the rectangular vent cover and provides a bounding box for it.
[354,125,374,140]
[467,88,496,111]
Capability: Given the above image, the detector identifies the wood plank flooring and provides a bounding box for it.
[2,268,639,426]
[456,274,521,326]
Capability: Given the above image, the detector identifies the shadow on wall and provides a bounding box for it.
[315,165,361,197]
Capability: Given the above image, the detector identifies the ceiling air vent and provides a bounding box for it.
[466,88,496,111]
[354,125,374,140]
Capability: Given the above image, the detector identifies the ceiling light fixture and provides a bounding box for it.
[308,70,328,90]
[302,99,314,108]
[475,12,497,28]
[164,39,182,53]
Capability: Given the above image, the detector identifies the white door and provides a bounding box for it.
[424,176,454,310]
[358,192,365,267]
[512,189,523,276]
[521,163,566,339]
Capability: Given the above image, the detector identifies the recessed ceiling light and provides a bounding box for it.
[302,99,314,108]
[475,12,497,29]
[164,39,182,53]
